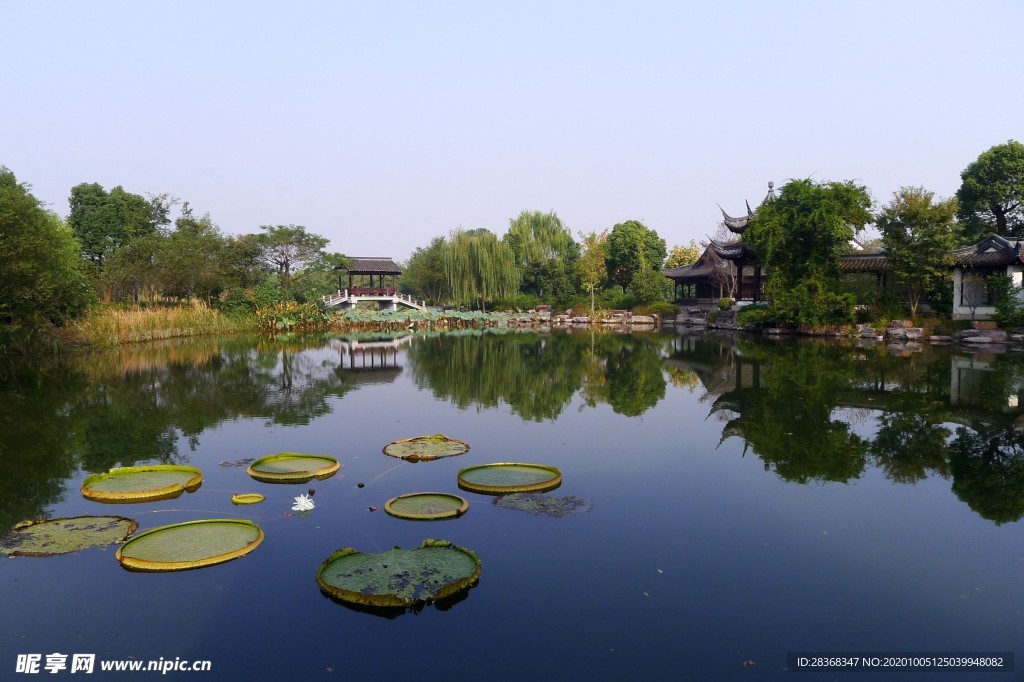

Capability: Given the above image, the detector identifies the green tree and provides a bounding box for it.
[606,220,666,291]
[665,240,701,268]
[257,224,329,291]
[223,233,267,289]
[0,167,97,345]
[402,237,449,305]
[162,205,228,302]
[877,186,958,318]
[744,178,873,326]
[67,183,168,269]
[576,230,608,315]
[504,210,577,265]
[442,229,520,311]
[101,232,166,303]
[957,140,1024,240]
[627,267,668,306]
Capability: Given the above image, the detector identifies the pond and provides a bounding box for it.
[1,329,1022,680]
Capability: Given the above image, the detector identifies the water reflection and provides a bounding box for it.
[3,330,1024,531]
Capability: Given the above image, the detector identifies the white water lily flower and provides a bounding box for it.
[292,493,315,512]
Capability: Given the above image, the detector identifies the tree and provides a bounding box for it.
[627,267,668,306]
[442,229,520,311]
[877,186,958,318]
[606,220,666,290]
[744,178,873,325]
[576,230,608,315]
[0,167,97,345]
[67,183,168,269]
[503,210,577,265]
[256,225,329,291]
[402,237,450,305]
[665,240,701,268]
[957,140,1024,240]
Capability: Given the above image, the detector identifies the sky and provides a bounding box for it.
[3,0,1022,261]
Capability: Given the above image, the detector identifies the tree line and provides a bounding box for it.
[1,139,1021,346]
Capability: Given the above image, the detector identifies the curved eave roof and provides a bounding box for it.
[952,235,1024,267]
[663,263,717,281]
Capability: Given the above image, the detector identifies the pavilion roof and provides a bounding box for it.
[338,257,402,274]
[718,182,777,234]
[952,235,1024,268]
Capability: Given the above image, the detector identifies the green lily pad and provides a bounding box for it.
[382,434,470,462]
[492,493,592,518]
[246,453,340,483]
[1,516,138,557]
[317,539,481,608]
[457,462,562,494]
[231,493,265,505]
[81,465,203,503]
[384,492,469,520]
[116,518,264,572]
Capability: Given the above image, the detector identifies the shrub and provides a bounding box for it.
[718,297,733,310]
[736,303,778,328]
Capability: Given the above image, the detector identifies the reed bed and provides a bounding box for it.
[61,301,253,348]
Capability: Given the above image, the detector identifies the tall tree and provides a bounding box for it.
[877,186,958,318]
[605,220,666,291]
[503,210,577,265]
[1,167,97,344]
[257,224,329,291]
[67,183,167,269]
[665,240,701,268]
[402,237,449,304]
[576,230,608,315]
[744,178,873,325]
[957,140,1024,240]
[442,229,520,311]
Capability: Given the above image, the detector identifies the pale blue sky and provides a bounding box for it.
[3,1,1022,260]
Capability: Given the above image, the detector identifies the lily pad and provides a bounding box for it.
[384,492,469,520]
[116,518,264,572]
[317,539,481,608]
[81,465,203,503]
[382,434,470,462]
[1,516,138,557]
[457,462,562,494]
[246,453,340,483]
[492,493,592,518]
[231,493,265,505]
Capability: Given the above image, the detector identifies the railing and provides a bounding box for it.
[321,289,426,310]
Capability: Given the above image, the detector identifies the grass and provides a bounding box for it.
[60,300,254,348]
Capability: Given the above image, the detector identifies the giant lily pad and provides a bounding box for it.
[1,516,138,557]
[492,493,592,518]
[382,434,469,462]
[81,465,203,503]
[457,463,562,494]
[231,493,265,505]
[246,453,340,483]
[384,492,469,520]
[115,518,264,572]
[317,539,481,608]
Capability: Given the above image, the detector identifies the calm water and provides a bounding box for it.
[1,330,1023,680]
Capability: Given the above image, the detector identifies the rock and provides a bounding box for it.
[928,335,954,344]
[972,320,999,330]
[887,327,908,339]
[630,315,656,325]
[905,328,923,340]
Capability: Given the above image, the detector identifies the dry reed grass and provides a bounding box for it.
[61,300,252,348]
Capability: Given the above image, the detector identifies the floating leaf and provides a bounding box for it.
[81,465,203,503]
[116,519,264,572]
[457,463,562,494]
[317,539,481,608]
[246,453,340,483]
[382,434,470,462]
[492,493,591,518]
[385,492,469,520]
[1,516,138,557]
[231,493,265,505]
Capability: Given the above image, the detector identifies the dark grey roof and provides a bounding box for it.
[663,263,717,280]
[339,257,402,274]
[708,239,751,261]
[718,182,776,234]
[839,252,889,273]
[952,235,1024,268]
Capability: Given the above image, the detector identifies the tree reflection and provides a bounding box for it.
[950,425,1024,524]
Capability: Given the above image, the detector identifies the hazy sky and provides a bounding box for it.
[4,1,1022,260]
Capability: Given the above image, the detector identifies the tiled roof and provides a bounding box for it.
[339,257,402,274]
[952,235,1024,267]
[839,252,889,273]
[663,263,717,280]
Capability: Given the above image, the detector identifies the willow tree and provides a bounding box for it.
[504,210,577,265]
[442,229,520,311]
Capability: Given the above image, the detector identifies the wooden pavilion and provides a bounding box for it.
[337,257,402,295]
